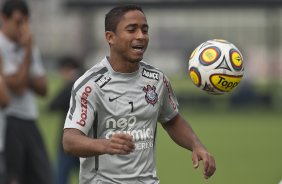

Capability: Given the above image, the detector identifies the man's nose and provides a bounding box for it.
[136,29,146,39]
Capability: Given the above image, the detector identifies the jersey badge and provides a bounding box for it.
[143,85,158,106]
[95,75,111,88]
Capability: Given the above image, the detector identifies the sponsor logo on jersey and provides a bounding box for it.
[105,128,154,142]
[163,76,177,110]
[143,85,158,106]
[105,116,154,150]
[76,86,92,127]
[105,116,137,129]
[108,95,122,102]
[95,75,111,88]
[142,68,159,81]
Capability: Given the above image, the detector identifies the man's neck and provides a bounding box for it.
[107,55,139,73]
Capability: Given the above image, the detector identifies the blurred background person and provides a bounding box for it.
[49,56,82,184]
[0,58,10,184]
[0,1,52,184]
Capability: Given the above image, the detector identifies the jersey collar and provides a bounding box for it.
[102,56,141,78]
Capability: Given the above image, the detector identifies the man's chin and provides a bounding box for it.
[130,56,143,63]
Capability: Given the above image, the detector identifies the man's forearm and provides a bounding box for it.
[29,76,47,96]
[163,114,205,151]
[5,49,31,95]
[63,128,108,157]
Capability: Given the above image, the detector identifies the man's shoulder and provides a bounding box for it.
[73,61,108,90]
[140,61,161,71]
[0,32,9,48]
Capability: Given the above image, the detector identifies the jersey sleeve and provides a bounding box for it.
[64,79,96,135]
[30,47,45,77]
[158,75,179,124]
[0,49,16,75]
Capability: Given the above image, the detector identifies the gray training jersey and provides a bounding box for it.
[64,57,179,184]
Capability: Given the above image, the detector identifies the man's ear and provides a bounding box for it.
[105,31,115,46]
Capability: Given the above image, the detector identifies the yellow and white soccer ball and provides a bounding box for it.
[188,39,244,95]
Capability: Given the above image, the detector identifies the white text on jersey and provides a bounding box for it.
[95,75,111,88]
[105,116,154,143]
[142,68,159,81]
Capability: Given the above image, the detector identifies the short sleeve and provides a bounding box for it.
[30,47,45,77]
[158,75,179,124]
[64,80,96,135]
[0,49,17,75]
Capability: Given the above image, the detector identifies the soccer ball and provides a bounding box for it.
[188,39,244,95]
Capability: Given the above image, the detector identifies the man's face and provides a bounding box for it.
[2,10,28,42]
[109,10,149,63]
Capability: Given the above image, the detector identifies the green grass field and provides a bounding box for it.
[37,74,282,184]
[156,108,282,184]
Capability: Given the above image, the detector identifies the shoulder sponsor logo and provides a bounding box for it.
[142,68,159,81]
[95,75,111,88]
[163,76,177,110]
[76,86,92,127]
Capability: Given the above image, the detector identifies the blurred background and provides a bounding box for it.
[11,0,282,106]
[2,0,281,183]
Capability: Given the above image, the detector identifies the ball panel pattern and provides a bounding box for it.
[229,49,243,71]
[199,46,221,66]
[189,67,202,87]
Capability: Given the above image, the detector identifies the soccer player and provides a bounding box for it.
[63,5,216,183]
[0,1,53,183]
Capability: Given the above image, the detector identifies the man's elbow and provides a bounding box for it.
[33,83,48,97]
[37,87,48,97]
[30,77,48,97]
[62,134,72,155]
[11,84,27,96]
[0,96,10,108]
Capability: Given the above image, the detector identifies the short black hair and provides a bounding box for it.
[1,0,29,18]
[105,4,144,33]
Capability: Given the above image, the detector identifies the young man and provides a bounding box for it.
[63,5,216,183]
[0,1,52,184]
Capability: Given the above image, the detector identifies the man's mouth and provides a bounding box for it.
[132,45,145,52]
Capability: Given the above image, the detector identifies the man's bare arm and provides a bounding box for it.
[63,128,135,157]
[162,113,216,179]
